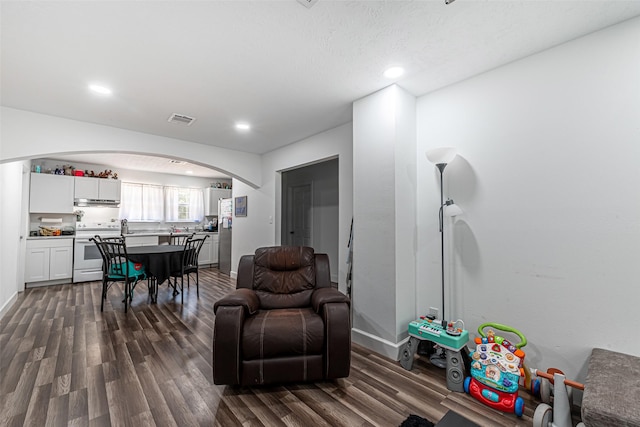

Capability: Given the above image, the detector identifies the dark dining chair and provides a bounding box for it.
[166,233,195,288]
[169,232,195,246]
[169,235,208,303]
[91,237,146,312]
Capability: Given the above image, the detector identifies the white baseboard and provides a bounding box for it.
[230,270,237,280]
[0,291,18,321]
[351,328,408,361]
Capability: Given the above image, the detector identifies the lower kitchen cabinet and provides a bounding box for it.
[25,238,73,284]
[124,236,158,247]
[196,233,218,266]
[198,237,212,265]
[211,233,219,265]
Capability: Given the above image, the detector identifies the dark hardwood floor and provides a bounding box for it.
[1,268,547,426]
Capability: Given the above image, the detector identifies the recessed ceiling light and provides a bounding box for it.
[383,66,405,79]
[235,122,251,131]
[88,84,112,95]
[185,170,193,175]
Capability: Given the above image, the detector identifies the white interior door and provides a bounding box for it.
[288,183,312,247]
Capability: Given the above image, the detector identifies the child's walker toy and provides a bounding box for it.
[464,323,534,417]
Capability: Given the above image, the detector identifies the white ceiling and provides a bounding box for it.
[3,1,640,176]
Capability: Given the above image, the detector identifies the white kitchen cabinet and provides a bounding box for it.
[124,236,158,247]
[196,233,219,265]
[204,188,231,216]
[211,233,219,265]
[29,173,75,213]
[197,236,213,265]
[74,176,99,199]
[25,246,49,282]
[99,179,121,201]
[50,246,73,279]
[74,176,121,201]
[25,238,73,283]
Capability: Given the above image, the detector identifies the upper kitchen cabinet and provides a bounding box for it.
[29,173,75,213]
[74,176,121,202]
[204,188,231,215]
[100,179,121,201]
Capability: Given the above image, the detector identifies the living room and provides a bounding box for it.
[2,2,640,425]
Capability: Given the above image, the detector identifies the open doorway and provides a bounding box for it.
[281,158,339,282]
[287,183,313,247]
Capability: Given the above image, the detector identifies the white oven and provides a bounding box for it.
[73,223,121,283]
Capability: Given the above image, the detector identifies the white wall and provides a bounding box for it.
[1,107,262,187]
[231,123,353,291]
[0,161,29,319]
[417,16,640,384]
[352,85,417,358]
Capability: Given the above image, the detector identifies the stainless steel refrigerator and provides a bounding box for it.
[218,198,233,275]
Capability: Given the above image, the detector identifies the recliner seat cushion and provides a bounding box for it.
[242,308,324,360]
[254,246,316,308]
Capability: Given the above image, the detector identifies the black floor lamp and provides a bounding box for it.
[425,147,462,368]
[426,147,462,323]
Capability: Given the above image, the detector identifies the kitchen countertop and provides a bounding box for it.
[27,235,75,240]
[123,231,218,237]
[26,231,218,239]
[26,232,218,240]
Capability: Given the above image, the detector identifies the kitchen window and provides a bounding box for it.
[165,187,204,222]
[119,183,164,221]
[120,183,204,222]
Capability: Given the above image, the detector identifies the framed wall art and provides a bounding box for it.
[235,196,247,217]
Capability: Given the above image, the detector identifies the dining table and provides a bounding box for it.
[127,244,185,302]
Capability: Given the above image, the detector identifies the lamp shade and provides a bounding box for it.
[426,147,457,165]
[444,202,463,217]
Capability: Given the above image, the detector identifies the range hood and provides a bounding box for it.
[74,198,120,207]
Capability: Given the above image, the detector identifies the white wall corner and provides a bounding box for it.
[0,292,17,322]
[352,84,419,352]
[352,328,408,361]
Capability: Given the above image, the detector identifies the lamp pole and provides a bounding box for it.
[436,163,447,321]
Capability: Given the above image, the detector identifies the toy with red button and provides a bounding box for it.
[464,323,536,417]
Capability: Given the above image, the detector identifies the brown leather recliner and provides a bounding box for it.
[213,246,351,386]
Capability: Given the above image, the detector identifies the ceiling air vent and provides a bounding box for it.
[297,0,319,9]
[167,113,196,126]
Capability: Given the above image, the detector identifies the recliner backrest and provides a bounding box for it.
[253,246,316,309]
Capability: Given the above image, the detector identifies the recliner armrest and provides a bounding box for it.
[214,288,260,316]
[311,287,350,313]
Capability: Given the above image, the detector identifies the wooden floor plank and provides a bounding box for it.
[0,266,568,426]
[45,393,69,427]
[68,388,88,422]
